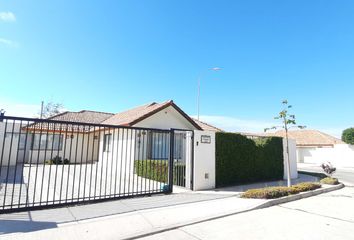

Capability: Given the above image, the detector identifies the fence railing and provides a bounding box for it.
[0,115,175,212]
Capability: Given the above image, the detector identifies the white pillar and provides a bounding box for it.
[283,138,298,179]
[193,130,215,190]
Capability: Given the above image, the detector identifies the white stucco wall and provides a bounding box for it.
[134,106,198,130]
[0,122,25,166]
[297,144,354,168]
[283,138,298,179]
[0,121,101,166]
[193,130,215,191]
[28,132,99,164]
[98,128,136,191]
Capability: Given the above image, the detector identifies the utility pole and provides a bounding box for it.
[197,67,222,120]
[40,101,44,119]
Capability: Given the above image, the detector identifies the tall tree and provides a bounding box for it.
[39,101,64,118]
[265,100,306,187]
[342,128,354,145]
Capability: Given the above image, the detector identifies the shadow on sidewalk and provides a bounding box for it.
[0,219,57,234]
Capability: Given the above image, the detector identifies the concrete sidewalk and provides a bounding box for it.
[0,174,322,240]
[0,195,265,240]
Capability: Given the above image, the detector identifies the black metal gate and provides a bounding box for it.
[170,129,194,190]
[0,115,179,213]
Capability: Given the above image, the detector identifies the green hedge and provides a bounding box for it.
[216,132,284,187]
[134,160,185,185]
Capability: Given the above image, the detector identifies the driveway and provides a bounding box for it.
[0,173,328,239]
[0,162,165,211]
[139,186,354,240]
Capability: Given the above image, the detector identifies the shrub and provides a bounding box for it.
[46,156,70,165]
[134,160,185,185]
[321,162,336,176]
[45,159,53,165]
[241,182,322,199]
[216,133,284,187]
[52,156,62,164]
[135,160,168,183]
[292,182,321,192]
[241,187,295,199]
[320,177,339,185]
[342,128,354,144]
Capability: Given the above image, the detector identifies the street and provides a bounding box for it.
[139,187,354,240]
[298,163,354,186]
[139,168,354,240]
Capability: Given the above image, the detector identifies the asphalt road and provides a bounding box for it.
[138,166,354,240]
[139,185,354,240]
[298,164,354,186]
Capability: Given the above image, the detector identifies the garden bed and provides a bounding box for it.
[241,182,322,199]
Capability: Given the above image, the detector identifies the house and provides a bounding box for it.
[0,100,221,166]
[0,100,221,212]
[269,129,354,167]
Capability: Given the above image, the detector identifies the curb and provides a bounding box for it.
[124,183,344,240]
[254,183,344,209]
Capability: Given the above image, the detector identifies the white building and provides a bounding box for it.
[270,130,354,168]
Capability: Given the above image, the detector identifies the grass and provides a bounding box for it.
[241,182,322,199]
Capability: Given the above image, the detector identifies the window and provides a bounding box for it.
[103,134,112,152]
[5,132,30,150]
[148,132,169,160]
[19,133,29,150]
[32,134,63,151]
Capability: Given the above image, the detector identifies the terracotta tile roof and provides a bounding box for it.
[102,101,170,126]
[103,100,202,130]
[26,110,114,132]
[267,130,344,146]
[48,110,114,124]
[27,101,213,131]
[192,118,224,132]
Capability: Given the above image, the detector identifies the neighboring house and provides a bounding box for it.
[269,130,354,167]
[192,118,224,132]
[0,100,221,166]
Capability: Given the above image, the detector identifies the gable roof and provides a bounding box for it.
[192,118,224,132]
[269,129,344,147]
[102,100,203,130]
[48,110,114,124]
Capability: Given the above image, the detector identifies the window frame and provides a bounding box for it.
[103,133,112,152]
[31,133,63,151]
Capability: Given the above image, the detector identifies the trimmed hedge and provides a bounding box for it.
[134,160,185,185]
[241,182,321,199]
[135,160,168,183]
[216,133,284,187]
[292,182,321,192]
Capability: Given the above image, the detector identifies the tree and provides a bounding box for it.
[342,128,354,145]
[264,100,306,187]
[38,101,64,118]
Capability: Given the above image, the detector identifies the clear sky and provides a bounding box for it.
[1,0,354,136]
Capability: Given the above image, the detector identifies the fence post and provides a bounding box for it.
[168,129,174,193]
[0,110,4,122]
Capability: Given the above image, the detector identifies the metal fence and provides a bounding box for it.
[0,115,184,213]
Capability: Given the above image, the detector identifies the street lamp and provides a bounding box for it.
[197,67,222,120]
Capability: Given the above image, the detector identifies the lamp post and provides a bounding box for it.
[197,67,222,120]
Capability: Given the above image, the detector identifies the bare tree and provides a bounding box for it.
[38,101,64,118]
[265,100,306,187]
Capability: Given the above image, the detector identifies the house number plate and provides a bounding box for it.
[201,135,211,144]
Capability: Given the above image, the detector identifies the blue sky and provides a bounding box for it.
[1,0,354,136]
